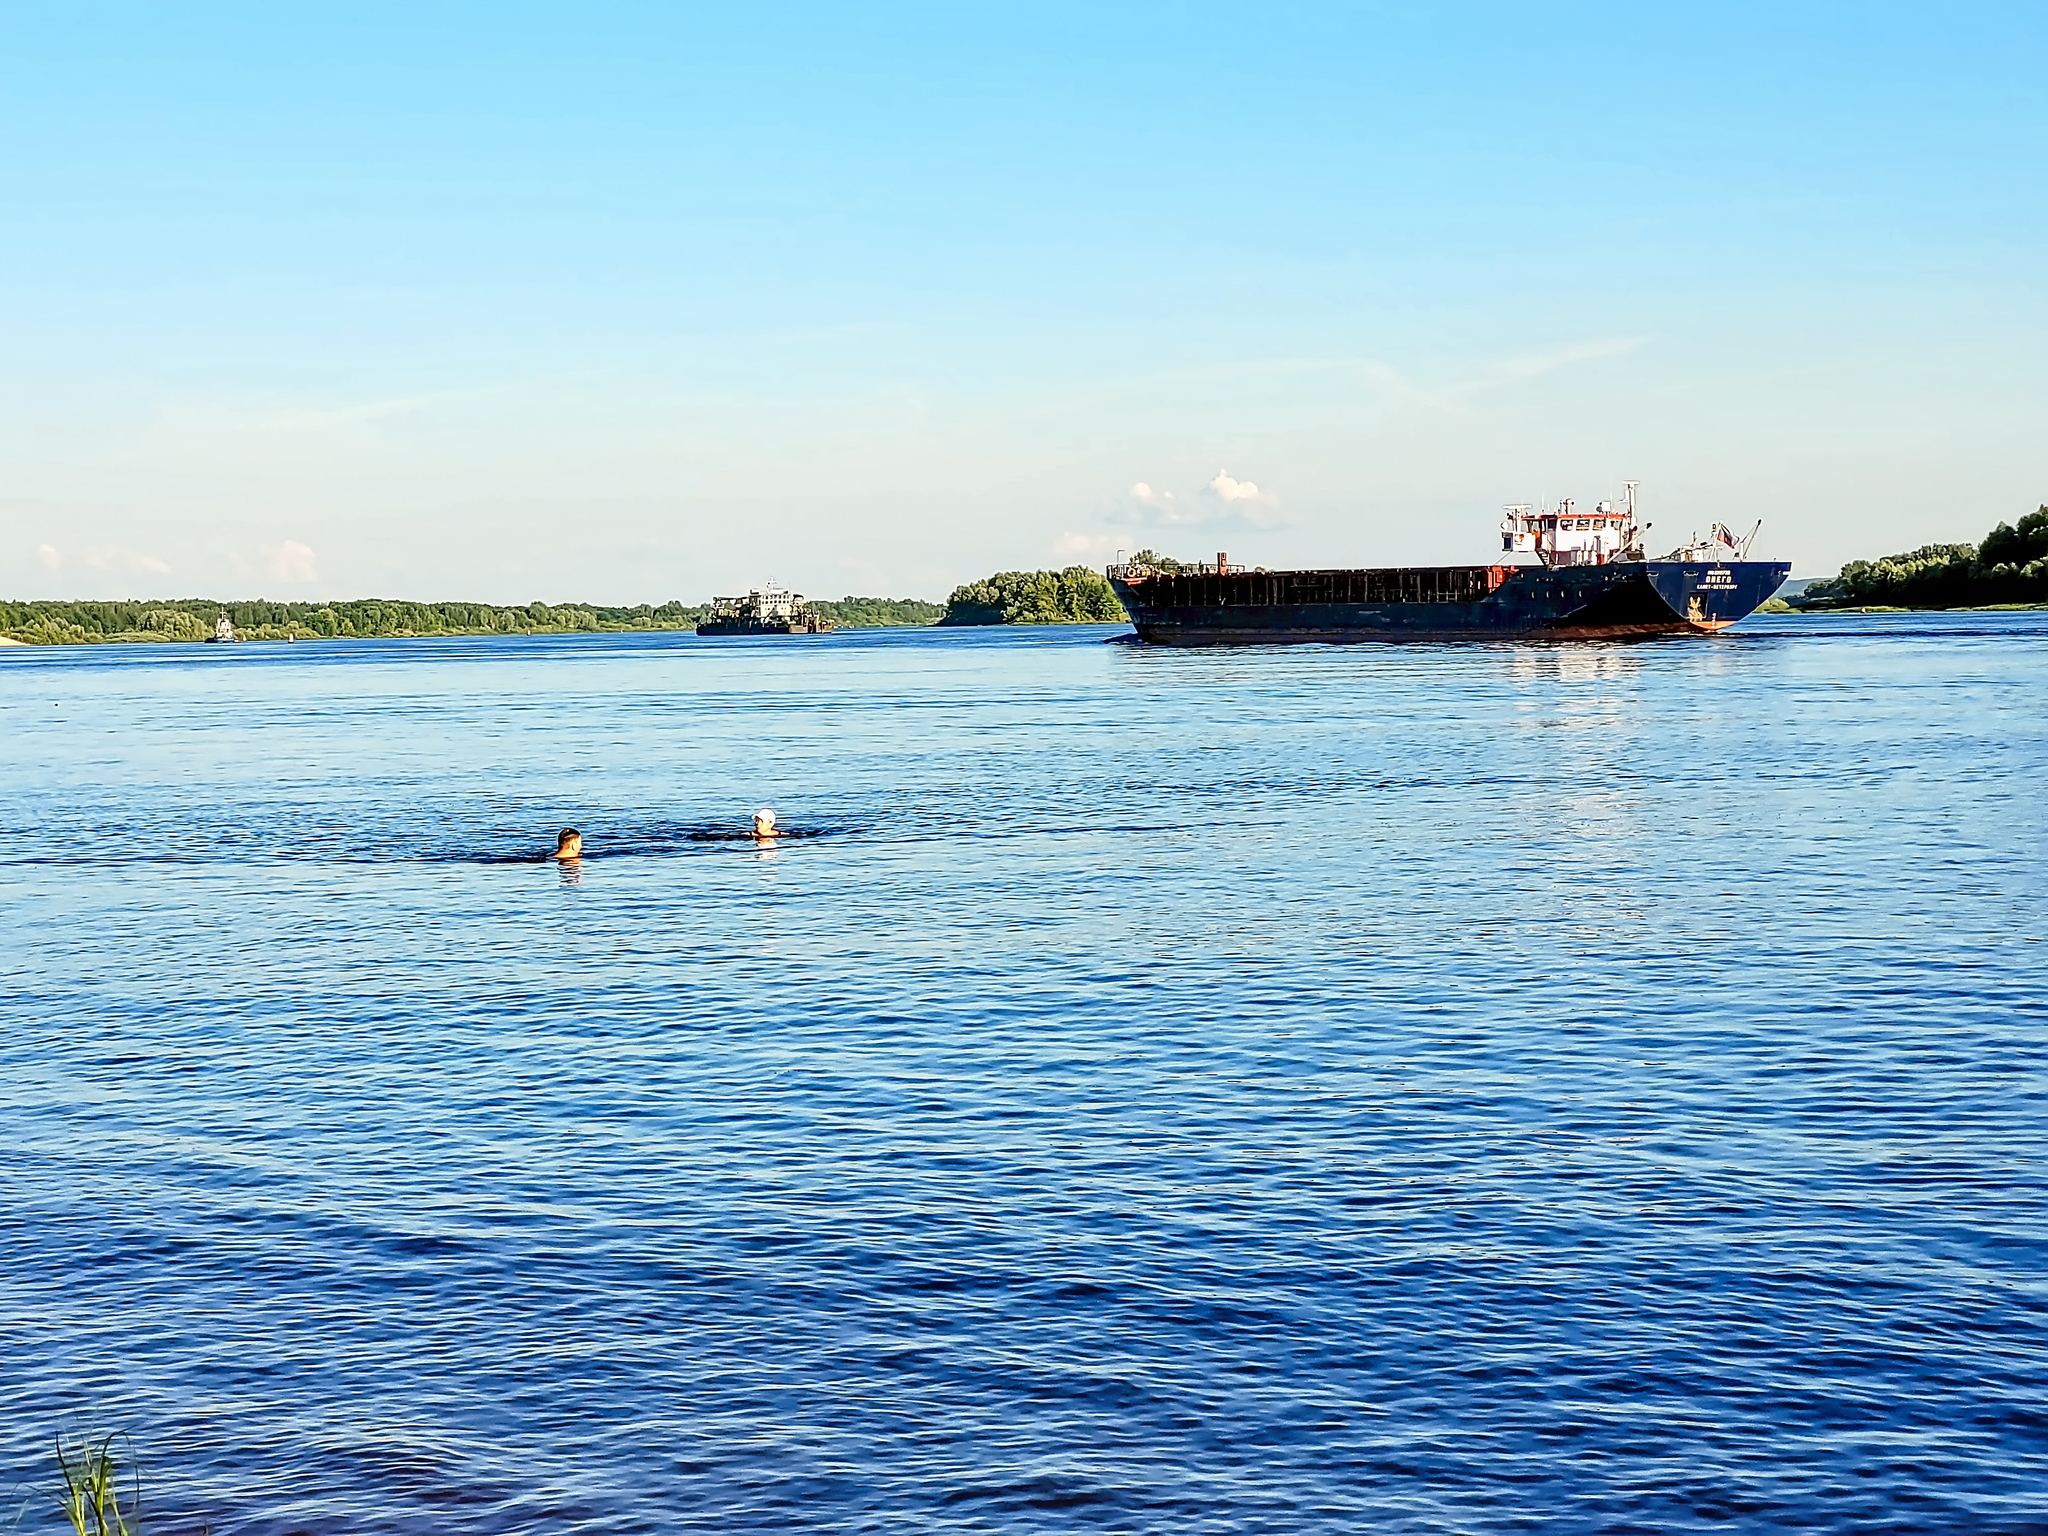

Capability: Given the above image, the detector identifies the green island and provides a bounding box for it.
[940,565,1127,625]
[0,594,942,645]
[1781,505,2048,612]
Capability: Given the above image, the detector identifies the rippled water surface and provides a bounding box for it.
[4,615,2045,1534]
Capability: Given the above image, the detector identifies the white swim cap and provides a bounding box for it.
[754,807,776,824]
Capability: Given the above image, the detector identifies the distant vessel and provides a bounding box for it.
[1107,484,1790,644]
[696,587,833,637]
[206,613,238,644]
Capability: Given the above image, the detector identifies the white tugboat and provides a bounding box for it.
[207,613,238,643]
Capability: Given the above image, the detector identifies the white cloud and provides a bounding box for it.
[1206,468,1265,505]
[1112,470,1293,532]
[37,543,60,572]
[264,540,320,584]
[1121,477,1204,526]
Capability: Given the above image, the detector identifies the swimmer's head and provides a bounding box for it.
[553,827,583,860]
[752,807,777,837]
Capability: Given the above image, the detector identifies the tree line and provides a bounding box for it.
[0,594,945,645]
[811,596,944,628]
[1798,507,2048,609]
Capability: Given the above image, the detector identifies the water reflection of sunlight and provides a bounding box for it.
[1507,645,1644,686]
[1499,643,1662,952]
[1539,788,1657,953]
[1554,789,1642,842]
[1506,646,1642,749]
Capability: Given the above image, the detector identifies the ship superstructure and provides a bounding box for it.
[1499,480,1645,566]
[1498,481,1762,567]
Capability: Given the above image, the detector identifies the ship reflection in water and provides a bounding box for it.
[1507,645,1644,686]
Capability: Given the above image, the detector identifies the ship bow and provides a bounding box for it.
[1644,561,1791,631]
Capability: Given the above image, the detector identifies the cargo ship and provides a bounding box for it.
[1107,484,1789,644]
[696,587,833,637]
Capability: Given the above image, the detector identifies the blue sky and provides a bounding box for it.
[3,1,2043,600]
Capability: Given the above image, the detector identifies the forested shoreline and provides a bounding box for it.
[1795,506,2048,610]
[0,595,943,645]
[13,505,2043,645]
[0,564,1133,644]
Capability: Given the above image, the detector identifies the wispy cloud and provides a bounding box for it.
[1355,335,1648,410]
[143,382,522,460]
[1109,337,1649,415]
[1052,531,1119,562]
[34,542,172,578]
[1468,336,1648,390]
[226,539,321,587]
[265,540,319,584]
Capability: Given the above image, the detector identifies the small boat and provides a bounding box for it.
[205,613,239,643]
[696,587,832,636]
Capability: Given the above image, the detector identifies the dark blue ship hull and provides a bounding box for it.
[1107,560,1790,644]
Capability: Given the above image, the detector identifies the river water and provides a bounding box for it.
[2,614,2043,1534]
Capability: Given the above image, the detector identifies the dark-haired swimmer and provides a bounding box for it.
[752,807,780,840]
[551,828,583,861]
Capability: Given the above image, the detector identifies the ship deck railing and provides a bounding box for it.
[1109,563,1518,605]
[1107,562,1250,579]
